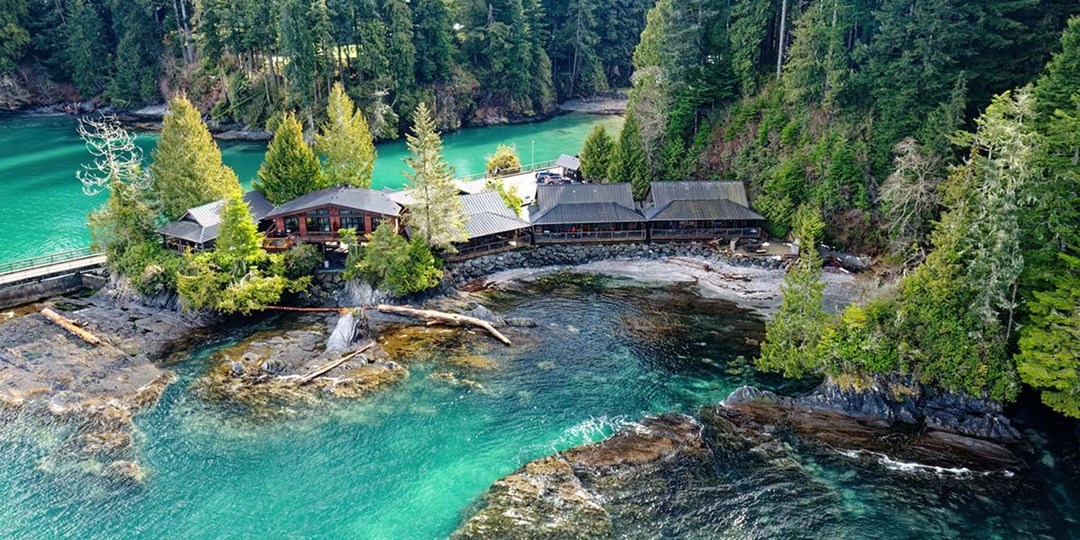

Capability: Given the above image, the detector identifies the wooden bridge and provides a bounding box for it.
[0,248,107,300]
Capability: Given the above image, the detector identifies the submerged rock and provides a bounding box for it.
[453,415,706,539]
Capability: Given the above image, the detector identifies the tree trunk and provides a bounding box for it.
[776,0,789,79]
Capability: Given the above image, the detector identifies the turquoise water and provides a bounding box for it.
[0,113,623,264]
[0,280,1078,538]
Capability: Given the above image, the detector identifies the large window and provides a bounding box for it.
[283,216,299,233]
[340,216,365,231]
[306,216,331,232]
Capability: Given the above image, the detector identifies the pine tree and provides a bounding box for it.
[403,102,468,250]
[1017,249,1080,417]
[214,193,261,263]
[255,112,325,205]
[107,0,160,106]
[580,124,614,181]
[0,0,30,73]
[151,94,241,220]
[315,83,377,188]
[756,207,829,378]
[412,0,453,84]
[1035,16,1080,118]
[64,0,110,97]
[383,0,416,97]
[608,114,650,199]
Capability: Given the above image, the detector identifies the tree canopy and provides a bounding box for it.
[255,112,325,205]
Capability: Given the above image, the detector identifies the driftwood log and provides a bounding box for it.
[296,343,375,385]
[263,304,513,346]
[41,308,101,346]
[371,305,512,346]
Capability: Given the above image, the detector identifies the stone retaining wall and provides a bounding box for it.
[447,243,788,283]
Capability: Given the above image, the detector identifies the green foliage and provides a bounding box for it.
[177,194,309,314]
[255,112,325,205]
[484,178,524,217]
[64,0,110,97]
[0,0,30,73]
[403,102,468,250]
[1018,252,1080,417]
[580,124,614,181]
[315,83,377,188]
[485,145,522,177]
[756,233,828,379]
[352,223,442,296]
[151,94,241,220]
[282,243,324,280]
[608,113,650,199]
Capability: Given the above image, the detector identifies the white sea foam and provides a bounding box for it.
[835,449,1015,478]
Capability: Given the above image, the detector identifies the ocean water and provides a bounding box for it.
[0,112,623,264]
[0,280,1077,539]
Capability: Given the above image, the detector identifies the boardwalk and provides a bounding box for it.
[0,253,106,288]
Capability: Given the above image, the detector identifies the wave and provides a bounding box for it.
[835,449,1015,478]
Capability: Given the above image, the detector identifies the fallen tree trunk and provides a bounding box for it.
[371,304,512,346]
[296,343,374,385]
[41,308,101,346]
[263,306,348,314]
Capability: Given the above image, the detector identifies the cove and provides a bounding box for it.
[1,279,1078,539]
[0,112,623,265]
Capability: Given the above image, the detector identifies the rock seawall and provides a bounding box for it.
[448,243,787,283]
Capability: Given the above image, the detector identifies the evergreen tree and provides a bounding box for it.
[315,83,377,188]
[756,207,829,378]
[64,0,110,97]
[484,177,523,216]
[151,94,241,220]
[0,0,30,73]
[412,0,453,84]
[608,114,649,199]
[107,0,160,106]
[1017,248,1080,417]
[1035,16,1080,118]
[403,102,468,250]
[255,112,325,205]
[214,193,261,262]
[580,124,614,181]
[383,0,416,97]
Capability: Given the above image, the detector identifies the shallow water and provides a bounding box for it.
[0,112,623,264]
[0,280,1077,539]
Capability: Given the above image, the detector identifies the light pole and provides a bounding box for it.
[531,140,535,169]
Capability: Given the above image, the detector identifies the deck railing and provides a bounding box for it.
[453,159,560,184]
[534,230,647,243]
[0,247,104,275]
[650,228,763,240]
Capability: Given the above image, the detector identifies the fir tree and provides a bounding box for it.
[0,0,30,73]
[151,94,241,220]
[315,83,377,188]
[255,112,325,205]
[412,0,453,84]
[580,124,614,181]
[214,193,261,263]
[403,102,468,251]
[608,114,650,199]
[64,0,110,97]
[1017,248,1080,417]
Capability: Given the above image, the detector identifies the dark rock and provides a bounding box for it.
[504,317,538,328]
[462,305,507,328]
[259,359,286,375]
[229,361,246,378]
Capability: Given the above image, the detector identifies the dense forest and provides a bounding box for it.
[0,0,651,133]
[584,0,1080,417]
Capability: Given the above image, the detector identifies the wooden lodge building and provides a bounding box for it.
[157,178,766,259]
[447,191,532,261]
[157,191,274,252]
[528,184,647,244]
[643,181,765,242]
[262,186,402,251]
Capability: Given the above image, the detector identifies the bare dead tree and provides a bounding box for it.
[878,137,943,264]
[76,115,147,195]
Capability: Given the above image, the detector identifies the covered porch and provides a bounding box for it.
[533,222,647,244]
[649,220,765,242]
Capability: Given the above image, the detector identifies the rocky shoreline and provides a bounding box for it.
[452,382,1029,538]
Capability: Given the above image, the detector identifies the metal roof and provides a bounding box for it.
[646,181,749,207]
[156,191,273,244]
[645,198,765,222]
[556,154,581,171]
[265,186,401,219]
[530,183,644,225]
[459,191,529,239]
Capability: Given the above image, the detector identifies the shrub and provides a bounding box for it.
[485,145,522,177]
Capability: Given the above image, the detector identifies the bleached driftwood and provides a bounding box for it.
[372,305,512,346]
[41,308,101,346]
[296,343,375,385]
